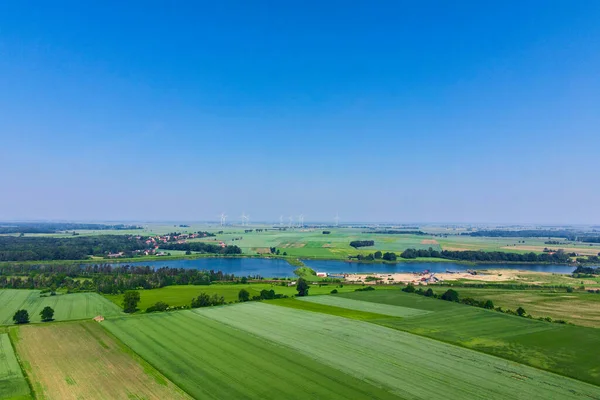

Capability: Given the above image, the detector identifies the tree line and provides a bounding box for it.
[401,284,567,324]
[349,240,375,248]
[0,235,149,261]
[366,230,426,235]
[0,263,236,294]
[0,222,142,234]
[160,242,242,254]
[400,247,576,263]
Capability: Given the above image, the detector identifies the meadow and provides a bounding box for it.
[102,311,398,399]
[195,302,600,399]
[429,286,600,328]
[103,282,395,311]
[12,321,189,400]
[338,290,600,386]
[0,290,123,325]
[0,333,31,400]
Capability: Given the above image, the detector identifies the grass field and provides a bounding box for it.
[339,290,600,386]
[195,302,600,399]
[0,333,31,400]
[103,311,399,399]
[103,283,396,311]
[0,290,123,325]
[297,295,431,317]
[12,322,189,399]
[429,287,600,328]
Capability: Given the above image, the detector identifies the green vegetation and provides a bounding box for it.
[428,287,600,328]
[297,295,431,317]
[14,322,188,399]
[12,310,29,325]
[195,302,600,399]
[0,333,31,400]
[339,290,600,386]
[39,306,54,322]
[103,311,398,399]
[0,290,122,325]
[122,290,141,313]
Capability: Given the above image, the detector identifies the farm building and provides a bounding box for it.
[316,272,328,277]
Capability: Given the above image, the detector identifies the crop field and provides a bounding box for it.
[0,290,123,325]
[339,290,600,386]
[430,287,600,328]
[103,283,394,310]
[297,295,431,317]
[0,333,31,400]
[12,322,189,400]
[103,311,398,399]
[195,302,600,399]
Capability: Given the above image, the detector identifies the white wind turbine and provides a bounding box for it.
[219,212,227,226]
[334,213,340,227]
[279,215,284,226]
[297,214,304,228]
[288,215,294,228]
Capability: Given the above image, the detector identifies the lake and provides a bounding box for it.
[97,257,579,277]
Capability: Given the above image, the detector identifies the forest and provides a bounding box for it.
[0,235,148,261]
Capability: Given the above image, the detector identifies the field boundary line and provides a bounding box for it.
[97,322,194,399]
[7,327,35,400]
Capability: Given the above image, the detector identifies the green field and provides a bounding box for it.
[339,290,600,386]
[0,290,123,325]
[0,333,31,400]
[103,283,396,311]
[13,322,189,399]
[429,287,600,328]
[103,311,398,399]
[195,302,600,399]
[297,295,431,317]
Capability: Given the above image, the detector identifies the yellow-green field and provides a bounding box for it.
[12,322,189,400]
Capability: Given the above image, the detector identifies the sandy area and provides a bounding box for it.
[421,239,439,245]
[344,269,527,285]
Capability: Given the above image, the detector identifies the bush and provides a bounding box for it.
[146,301,169,313]
[441,289,459,302]
[354,286,375,292]
[402,283,416,293]
[330,289,338,294]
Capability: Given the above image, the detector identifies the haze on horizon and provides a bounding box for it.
[1,2,599,224]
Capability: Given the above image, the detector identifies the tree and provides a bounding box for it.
[240,276,248,284]
[191,292,211,308]
[424,288,434,297]
[382,252,397,261]
[374,251,382,259]
[238,289,250,302]
[483,300,495,309]
[13,309,29,324]
[296,277,309,297]
[516,306,526,317]
[402,283,416,293]
[123,290,141,313]
[40,306,54,321]
[441,289,459,302]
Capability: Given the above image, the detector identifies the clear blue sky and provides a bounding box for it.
[1,1,599,224]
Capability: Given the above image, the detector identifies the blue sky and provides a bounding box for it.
[1,1,599,223]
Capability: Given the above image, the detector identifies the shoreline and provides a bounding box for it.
[0,253,586,269]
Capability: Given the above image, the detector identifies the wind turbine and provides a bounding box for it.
[219,212,227,226]
[297,214,304,228]
[288,215,294,228]
[334,213,340,227]
[279,215,283,226]
[240,212,248,226]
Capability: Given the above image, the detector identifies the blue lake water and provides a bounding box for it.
[96,257,579,277]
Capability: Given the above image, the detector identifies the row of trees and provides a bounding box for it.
[0,264,237,294]
[401,285,566,323]
[349,251,397,261]
[160,242,242,254]
[0,222,142,234]
[12,306,54,324]
[349,240,375,248]
[400,247,574,263]
[0,235,149,261]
